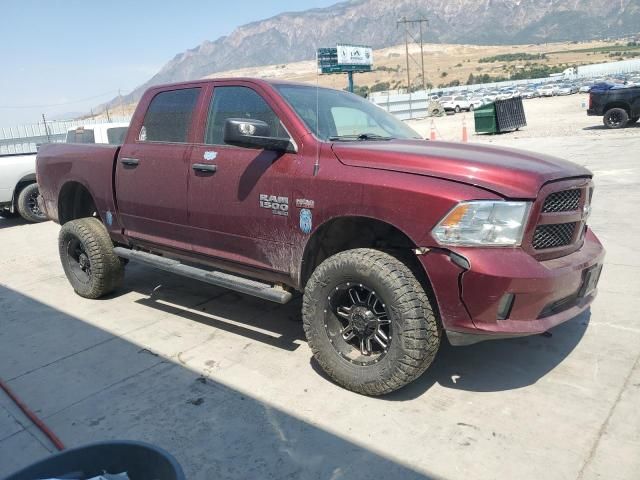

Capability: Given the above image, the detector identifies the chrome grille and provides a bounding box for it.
[542,189,581,213]
[533,222,577,250]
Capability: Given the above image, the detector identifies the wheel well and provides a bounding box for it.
[301,217,421,288]
[13,175,37,201]
[58,182,98,224]
[604,102,631,115]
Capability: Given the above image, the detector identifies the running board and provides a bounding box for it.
[113,247,292,304]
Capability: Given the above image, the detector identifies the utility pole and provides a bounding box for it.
[119,89,125,117]
[397,17,430,93]
[419,20,426,92]
[41,114,51,143]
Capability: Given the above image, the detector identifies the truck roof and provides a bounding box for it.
[146,77,321,92]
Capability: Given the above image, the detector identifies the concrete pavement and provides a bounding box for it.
[1,133,639,479]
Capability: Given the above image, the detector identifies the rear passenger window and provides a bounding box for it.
[139,88,200,143]
[205,86,289,145]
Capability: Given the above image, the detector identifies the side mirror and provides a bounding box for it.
[223,118,296,153]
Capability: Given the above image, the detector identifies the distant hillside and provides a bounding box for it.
[104,0,640,108]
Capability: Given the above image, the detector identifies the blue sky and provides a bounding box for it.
[0,0,338,127]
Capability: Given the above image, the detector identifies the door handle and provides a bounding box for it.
[192,163,217,173]
[121,157,140,167]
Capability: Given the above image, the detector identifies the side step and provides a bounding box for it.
[113,247,292,304]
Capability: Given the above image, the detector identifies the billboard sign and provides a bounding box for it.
[337,44,373,66]
[317,45,373,74]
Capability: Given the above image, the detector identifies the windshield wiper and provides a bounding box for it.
[328,133,394,141]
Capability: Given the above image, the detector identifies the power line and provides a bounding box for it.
[0,90,125,109]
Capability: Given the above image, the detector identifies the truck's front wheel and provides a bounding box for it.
[58,217,124,299]
[302,249,440,396]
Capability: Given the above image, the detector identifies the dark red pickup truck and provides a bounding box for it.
[36,78,604,395]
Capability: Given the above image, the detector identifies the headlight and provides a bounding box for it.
[432,201,531,247]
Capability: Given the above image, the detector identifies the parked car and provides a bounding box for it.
[537,85,556,97]
[36,78,605,396]
[468,97,485,109]
[588,85,640,128]
[521,89,539,99]
[0,153,46,222]
[556,84,579,96]
[579,83,593,93]
[441,95,473,113]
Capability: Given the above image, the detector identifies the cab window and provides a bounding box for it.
[205,86,289,145]
[139,88,200,143]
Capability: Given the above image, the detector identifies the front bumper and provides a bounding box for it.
[419,229,605,345]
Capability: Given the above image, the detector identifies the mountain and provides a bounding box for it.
[108,0,640,107]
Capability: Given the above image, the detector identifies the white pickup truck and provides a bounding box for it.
[0,153,42,221]
[0,122,129,222]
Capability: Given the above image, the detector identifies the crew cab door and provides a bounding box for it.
[187,84,300,275]
[116,87,202,250]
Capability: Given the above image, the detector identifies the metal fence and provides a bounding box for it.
[0,116,131,155]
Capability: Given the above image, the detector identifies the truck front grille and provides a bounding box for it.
[542,189,581,213]
[533,222,577,250]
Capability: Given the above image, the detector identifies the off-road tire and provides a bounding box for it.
[17,183,47,223]
[58,217,124,299]
[455,106,461,113]
[603,108,629,129]
[302,248,440,396]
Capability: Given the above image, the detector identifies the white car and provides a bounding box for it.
[65,122,129,144]
[441,95,473,113]
[468,97,485,109]
[537,85,556,97]
[0,153,44,222]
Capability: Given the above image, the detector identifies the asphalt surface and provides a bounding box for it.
[1,125,639,479]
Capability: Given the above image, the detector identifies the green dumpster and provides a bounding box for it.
[474,97,527,134]
[474,103,497,134]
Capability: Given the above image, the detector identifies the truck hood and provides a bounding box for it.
[331,139,591,198]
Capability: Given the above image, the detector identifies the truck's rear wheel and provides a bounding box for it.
[58,217,124,299]
[17,183,47,223]
[603,108,629,129]
[302,248,440,396]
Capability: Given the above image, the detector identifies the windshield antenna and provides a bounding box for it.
[313,49,320,176]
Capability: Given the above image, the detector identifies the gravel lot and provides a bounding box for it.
[1,96,639,479]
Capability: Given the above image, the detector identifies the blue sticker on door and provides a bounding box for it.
[299,208,312,234]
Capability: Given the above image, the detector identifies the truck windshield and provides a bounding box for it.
[275,85,422,141]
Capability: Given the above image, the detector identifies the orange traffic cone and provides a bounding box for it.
[461,116,469,143]
[430,119,436,141]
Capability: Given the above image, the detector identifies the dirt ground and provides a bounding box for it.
[407,93,639,142]
[1,93,639,479]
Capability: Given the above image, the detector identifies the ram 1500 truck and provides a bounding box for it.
[36,78,605,395]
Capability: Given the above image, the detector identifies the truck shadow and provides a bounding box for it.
[385,311,590,401]
[583,123,640,131]
[117,264,590,401]
[119,263,306,352]
[0,283,434,479]
[0,215,29,230]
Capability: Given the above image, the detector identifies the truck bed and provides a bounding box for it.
[36,143,120,225]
